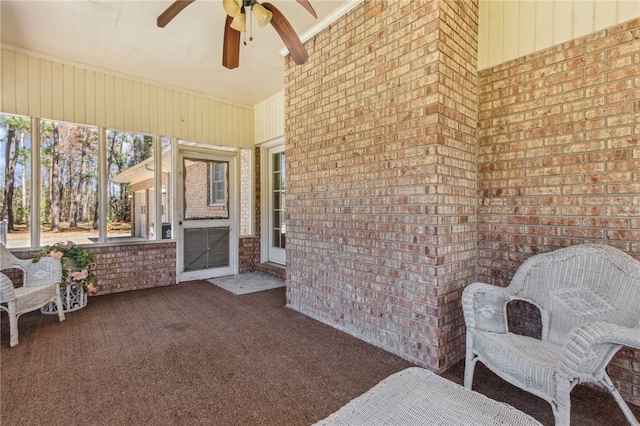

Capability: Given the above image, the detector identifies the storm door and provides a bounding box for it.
[177,150,237,281]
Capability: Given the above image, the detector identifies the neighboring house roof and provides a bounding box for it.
[112,150,171,185]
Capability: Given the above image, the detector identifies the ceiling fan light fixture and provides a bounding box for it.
[252,3,272,27]
[230,13,246,32]
[223,0,242,17]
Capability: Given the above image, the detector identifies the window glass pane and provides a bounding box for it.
[239,148,252,236]
[160,137,173,239]
[40,120,99,246]
[108,130,153,240]
[272,152,285,249]
[0,114,32,248]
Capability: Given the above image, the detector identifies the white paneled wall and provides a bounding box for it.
[254,91,285,145]
[478,0,640,70]
[1,49,254,148]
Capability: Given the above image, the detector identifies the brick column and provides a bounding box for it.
[285,0,478,370]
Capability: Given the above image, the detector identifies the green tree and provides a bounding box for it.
[1,115,30,231]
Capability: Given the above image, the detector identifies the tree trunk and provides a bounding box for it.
[70,129,89,228]
[50,124,61,231]
[2,129,19,231]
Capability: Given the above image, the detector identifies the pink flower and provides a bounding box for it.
[49,251,64,260]
[70,270,88,281]
[86,283,97,295]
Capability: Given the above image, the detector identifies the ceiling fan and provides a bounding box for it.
[157,0,316,69]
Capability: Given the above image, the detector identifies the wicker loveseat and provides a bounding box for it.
[462,244,640,425]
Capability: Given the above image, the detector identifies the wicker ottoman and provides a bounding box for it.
[313,367,542,425]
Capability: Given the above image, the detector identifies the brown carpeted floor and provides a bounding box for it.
[2,281,638,425]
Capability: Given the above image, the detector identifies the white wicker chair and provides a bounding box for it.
[462,244,640,425]
[0,244,65,346]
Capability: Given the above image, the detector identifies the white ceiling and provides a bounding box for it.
[1,0,354,106]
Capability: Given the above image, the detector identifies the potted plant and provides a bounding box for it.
[33,241,100,313]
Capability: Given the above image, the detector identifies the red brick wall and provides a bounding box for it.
[478,18,640,405]
[183,161,227,218]
[9,242,177,295]
[285,0,478,370]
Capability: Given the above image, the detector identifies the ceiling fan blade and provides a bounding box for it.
[222,15,241,69]
[157,0,196,28]
[296,0,317,18]
[262,3,309,66]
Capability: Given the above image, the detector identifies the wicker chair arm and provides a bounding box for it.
[462,282,512,333]
[0,272,16,303]
[558,321,640,378]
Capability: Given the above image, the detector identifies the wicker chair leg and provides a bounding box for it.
[55,294,66,322]
[464,346,477,389]
[8,301,18,347]
[553,379,572,426]
[601,374,640,426]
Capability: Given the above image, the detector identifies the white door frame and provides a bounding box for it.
[176,148,238,282]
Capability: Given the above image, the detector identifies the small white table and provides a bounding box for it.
[313,367,542,426]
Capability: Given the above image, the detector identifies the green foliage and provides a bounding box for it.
[33,242,100,294]
[0,115,30,133]
[14,207,28,225]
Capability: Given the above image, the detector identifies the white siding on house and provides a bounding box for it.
[478,0,640,70]
[254,91,285,144]
[1,48,254,149]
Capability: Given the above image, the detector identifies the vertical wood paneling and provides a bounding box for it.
[1,51,16,113]
[95,72,106,127]
[503,1,519,62]
[478,0,490,71]
[140,83,150,132]
[123,79,133,131]
[167,90,175,137]
[188,94,196,139]
[180,92,188,138]
[114,77,125,130]
[209,104,222,141]
[554,1,574,45]
[518,1,536,57]
[148,85,157,133]
[40,59,53,119]
[201,98,209,142]
[194,96,202,142]
[63,65,75,122]
[173,90,181,138]
[157,87,166,136]
[254,91,285,144]
[2,49,252,147]
[28,56,41,117]
[85,71,96,125]
[487,0,504,68]
[534,1,554,51]
[51,62,64,120]
[15,53,29,114]
[105,75,116,128]
[595,0,617,30]
[74,68,86,124]
[620,1,640,20]
[132,81,142,132]
[573,0,595,39]
[478,0,640,70]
